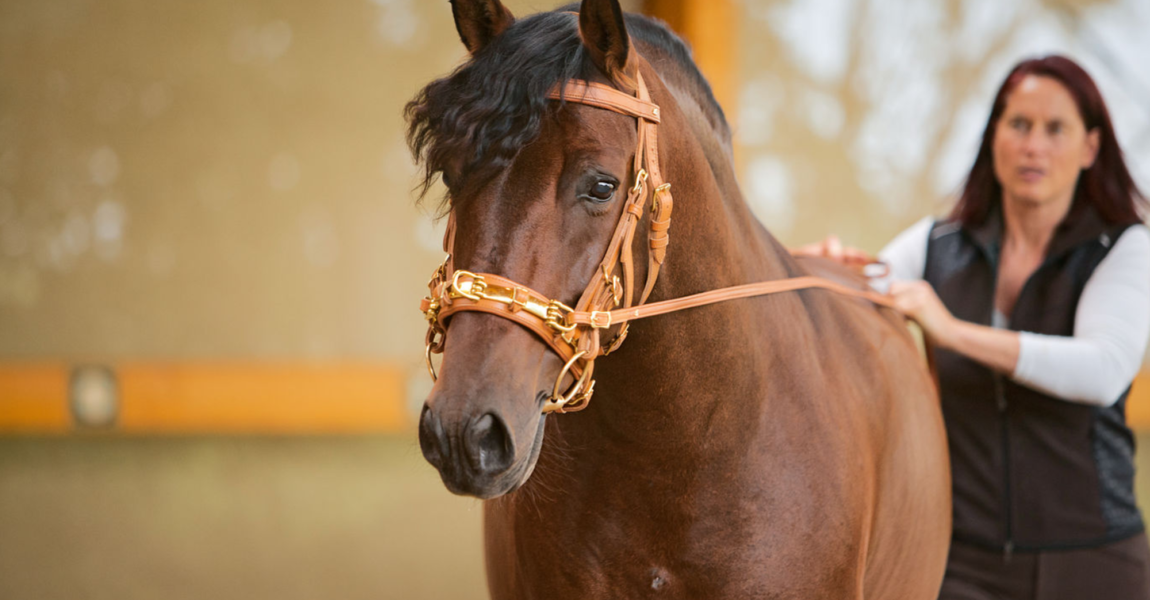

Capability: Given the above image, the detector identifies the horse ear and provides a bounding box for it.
[578,0,633,84]
[450,0,515,56]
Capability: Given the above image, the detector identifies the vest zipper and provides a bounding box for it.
[986,241,1016,564]
[994,373,1014,563]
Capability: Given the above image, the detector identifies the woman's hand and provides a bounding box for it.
[888,281,958,348]
[793,235,873,266]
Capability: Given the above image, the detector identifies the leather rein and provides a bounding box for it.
[421,72,896,414]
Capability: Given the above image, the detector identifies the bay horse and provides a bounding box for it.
[407,0,950,597]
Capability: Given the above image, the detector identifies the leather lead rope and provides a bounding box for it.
[566,276,894,327]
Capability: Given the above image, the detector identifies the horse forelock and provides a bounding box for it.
[404,8,729,215]
[405,12,588,214]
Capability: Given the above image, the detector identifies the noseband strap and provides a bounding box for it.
[422,70,893,415]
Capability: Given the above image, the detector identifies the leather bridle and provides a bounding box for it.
[420,71,895,414]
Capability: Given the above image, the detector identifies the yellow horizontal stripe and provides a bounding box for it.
[0,363,71,433]
[0,362,408,434]
[1,362,1146,433]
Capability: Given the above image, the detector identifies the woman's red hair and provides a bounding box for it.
[950,55,1147,226]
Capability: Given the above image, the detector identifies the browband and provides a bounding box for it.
[548,80,661,122]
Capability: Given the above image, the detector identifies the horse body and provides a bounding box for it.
[484,256,950,598]
[480,79,948,595]
[410,2,949,597]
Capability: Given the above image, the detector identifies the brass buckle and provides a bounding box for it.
[589,311,612,329]
[653,183,671,213]
[450,270,486,301]
[545,300,576,333]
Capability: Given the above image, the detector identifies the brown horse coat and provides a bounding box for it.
[410,1,951,597]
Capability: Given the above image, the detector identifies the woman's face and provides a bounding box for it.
[992,75,1100,210]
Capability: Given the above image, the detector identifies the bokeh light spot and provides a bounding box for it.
[268,153,301,191]
[89,147,121,187]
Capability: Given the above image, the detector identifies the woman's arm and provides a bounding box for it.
[895,225,1150,406]
[888,280,1021,374]
[873,216,1023,371]
[1011,225,1150,405]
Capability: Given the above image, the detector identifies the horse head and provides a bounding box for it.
[407,0,659,498]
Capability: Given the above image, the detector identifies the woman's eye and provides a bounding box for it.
[588,180,616,202]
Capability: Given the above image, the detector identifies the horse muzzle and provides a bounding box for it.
[418,401,540,498]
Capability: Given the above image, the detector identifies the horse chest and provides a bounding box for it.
[488,546,774,600]
[487,479,852,599]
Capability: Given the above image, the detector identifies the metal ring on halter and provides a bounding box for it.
[544,350,592,413]
[425,327,445,383]
[425,343,439,382]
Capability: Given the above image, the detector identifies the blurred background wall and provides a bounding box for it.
[0,0,1147,599]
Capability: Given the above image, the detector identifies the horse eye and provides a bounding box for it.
[588,180,616,202]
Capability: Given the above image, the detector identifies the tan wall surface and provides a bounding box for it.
[2,0,1145,371]
[0,437,489,600]
[0,0,646,365]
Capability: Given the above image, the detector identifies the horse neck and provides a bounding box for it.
[644,71,797,309]
[656,68,792,286]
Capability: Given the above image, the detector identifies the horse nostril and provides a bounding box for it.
[467,412,514,475]
[419,404,447,469]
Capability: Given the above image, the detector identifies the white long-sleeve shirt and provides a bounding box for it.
[877,217,1150,407]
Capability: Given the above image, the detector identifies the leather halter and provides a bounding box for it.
[421,72,895,414]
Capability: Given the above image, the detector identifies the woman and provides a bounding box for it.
[812,55,1150,598]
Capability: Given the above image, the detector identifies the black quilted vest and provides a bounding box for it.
[924,204,1142,553]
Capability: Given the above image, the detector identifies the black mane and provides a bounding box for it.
[405,9,727,211]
